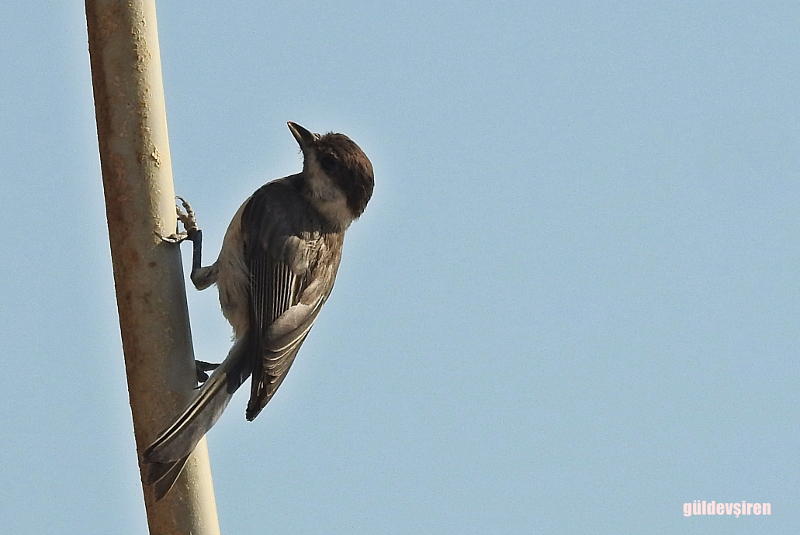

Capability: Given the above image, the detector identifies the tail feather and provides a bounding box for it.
[146,455,190,501]
[141,336,252,498]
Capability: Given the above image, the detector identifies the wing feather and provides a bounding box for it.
[241,179,342,421]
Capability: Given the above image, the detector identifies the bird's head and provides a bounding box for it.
[288,121,374,229]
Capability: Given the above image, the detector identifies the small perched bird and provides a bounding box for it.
[143,122,374,500]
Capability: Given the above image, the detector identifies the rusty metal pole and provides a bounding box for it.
[85,1,220,533]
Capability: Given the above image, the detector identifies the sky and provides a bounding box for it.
[1,1,798,534]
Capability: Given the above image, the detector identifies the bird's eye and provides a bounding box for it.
[320,155,338,173]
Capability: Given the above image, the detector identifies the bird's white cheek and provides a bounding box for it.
[305,159,339,199]
[305,161,353,228]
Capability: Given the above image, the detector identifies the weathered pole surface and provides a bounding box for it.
[85,1,220,533]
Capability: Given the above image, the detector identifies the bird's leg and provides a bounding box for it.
[160,197,215,290]
[174,199,224,377]
[161,198,222,380]
[173,197,205,281]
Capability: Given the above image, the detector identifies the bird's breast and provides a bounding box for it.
[215,199,251,337]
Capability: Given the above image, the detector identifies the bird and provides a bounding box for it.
[142,122,374,500]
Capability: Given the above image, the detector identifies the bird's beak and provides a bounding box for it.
[287,122,316,149]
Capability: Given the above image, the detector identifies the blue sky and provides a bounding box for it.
[2,1,798,533]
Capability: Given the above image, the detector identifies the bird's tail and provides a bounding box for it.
[142,336,252,500]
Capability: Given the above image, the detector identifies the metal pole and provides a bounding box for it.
[85,1,220,533]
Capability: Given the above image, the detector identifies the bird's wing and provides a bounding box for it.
[241,180,343,421]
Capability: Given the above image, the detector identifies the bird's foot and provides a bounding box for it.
[175,196,199,234]
[157,197,201,243]
[195,360,220,385]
